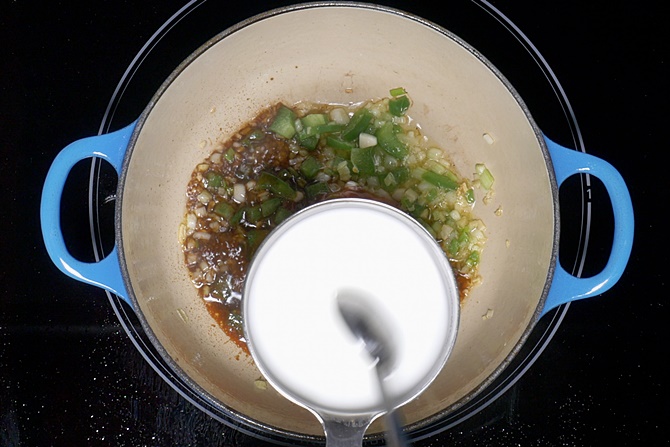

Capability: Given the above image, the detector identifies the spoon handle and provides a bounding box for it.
[383,409,409,447]
[321,415,373,447]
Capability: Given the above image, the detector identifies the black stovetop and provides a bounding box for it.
[1,1,665,446]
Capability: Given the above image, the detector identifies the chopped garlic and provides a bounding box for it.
[254,378,268,390]
[359,132,377,148]
[233,183,246,203]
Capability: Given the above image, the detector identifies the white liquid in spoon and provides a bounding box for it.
[243,199,459,416]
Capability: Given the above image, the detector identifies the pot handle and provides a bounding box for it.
[40,122,137,305]
[541,136,634,315]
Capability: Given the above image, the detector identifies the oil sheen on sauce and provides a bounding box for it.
[243,199,459,415]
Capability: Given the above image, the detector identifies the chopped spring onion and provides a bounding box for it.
[389,95,410,116]
[421,170,459,191]
[383,172,396,187]
[466,250,480,267]
[424,159,447,175]
[341,108,373,141]
[476,163,495,190]
[466,188,476,204]
[326,135,355,151]
[392,166,410,184]
[311,123,345,136]
[224,148,235,163]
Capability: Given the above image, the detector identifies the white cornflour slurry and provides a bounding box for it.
[243,199,459,416]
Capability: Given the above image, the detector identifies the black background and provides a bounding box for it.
[1,1,666,446]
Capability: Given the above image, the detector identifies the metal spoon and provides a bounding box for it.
[336,289,408,447]
[243,199,459,447]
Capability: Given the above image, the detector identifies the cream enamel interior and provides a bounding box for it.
[119,5,555,438]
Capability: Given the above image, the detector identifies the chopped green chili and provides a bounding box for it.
[257,172,297,200]
[274,207,292,225]
[305,181,330,199]
[260,197,282,217]
[269,105,297,139]
[230,207,244,227]
[213,201,235,220]
[247,229,268,257]
[376,122,408,159]
[242,129,265,146]
[245,206,263,223]
[205,171,224,189]
[350,146,376,176]
[301,113,327,128]
[300,156,322,180]
[297,132,319,150]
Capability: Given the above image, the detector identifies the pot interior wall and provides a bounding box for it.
[119,5,555,437]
